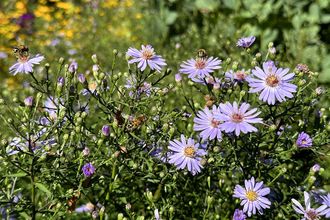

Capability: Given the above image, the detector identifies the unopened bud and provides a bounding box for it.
[77,74,86,84]
[102,125,110,136]
[91,54,98,63]
[311,164,320,172]
[24,96,33,107]
[83,147,90,156]
[57,77,65,87]
[175,73,182,82]
[58,57,64,64]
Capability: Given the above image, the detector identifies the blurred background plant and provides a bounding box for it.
[1,0,329,84]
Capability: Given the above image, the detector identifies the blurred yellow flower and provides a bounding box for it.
[104,0,119,8]
[6,77,20,91]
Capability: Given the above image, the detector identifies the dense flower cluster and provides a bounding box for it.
[2,35,329,220]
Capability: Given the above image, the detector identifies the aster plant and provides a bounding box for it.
[0,38,329,220]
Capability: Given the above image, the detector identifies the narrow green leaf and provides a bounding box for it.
[5,172,27,177]
[35,182,52,197]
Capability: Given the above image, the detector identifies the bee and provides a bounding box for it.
[13,45,29,54]
[197,49,208,59]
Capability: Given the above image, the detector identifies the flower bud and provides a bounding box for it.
[255,52,262,61]
[175,73,182,82]
[24,96,33,107]
[68,61,78,73]
[269,124,277,131]
[125,203,131,210]
[63,134,69,141]
[232,61,238,71]
[113,49,118,56]
[93,65,99,73]
[200,158,207,166]
[58,57,64,65]
[57,77,65,87]
[91,54,98,63]
[99,72,105,80]
[102,125,110,136]
[311,164,320,172]
[146,191,153,201]
[298,79,306,86]
[251,59,258,67]
[83,147,90,156]
[117,213,124,220]
[77,74,86,84]
[207,196,213,205]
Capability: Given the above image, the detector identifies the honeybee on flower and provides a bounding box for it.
[9,45,44,75]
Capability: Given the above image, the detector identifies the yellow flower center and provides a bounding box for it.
[195,58,206,69]
[142,48,154,60]
[231,113,243,123]
[211,118,220,128]
[184,146,195,158]
[266,74,279,87]
[246,190,258,201]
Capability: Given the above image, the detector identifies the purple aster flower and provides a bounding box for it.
[216,102,262,136]
[168,135,207,175]
[320,194,330,218]
[236,36,256,48]
[10,54,44,75]
[233,209,246,220]
[296,132,313,148]
[248,61,297,105]
[233,177,271,217]
[126,45,166,72]
[292,191,328,220]
[225,69,250,83]
[82,163,95,177]
[179,56,221,79]
[193,105,222,141]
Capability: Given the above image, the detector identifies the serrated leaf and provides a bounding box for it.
[35,182,52,197]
